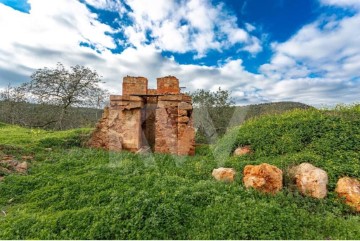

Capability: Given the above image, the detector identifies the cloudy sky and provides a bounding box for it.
[0,0,359,106]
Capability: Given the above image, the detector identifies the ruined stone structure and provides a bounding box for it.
[88,76,195,155]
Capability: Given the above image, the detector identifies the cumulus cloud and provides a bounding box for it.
[259,2,360,105]
[0,0,359,107]
[0,1,261,99]
[320,0,360,8]
[120,0,262,57]
[83,0,125,12]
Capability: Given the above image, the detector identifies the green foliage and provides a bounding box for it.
[215,105,360,192]
[1,107,360,239]
[191,88,235,143]
[0,123,92,151]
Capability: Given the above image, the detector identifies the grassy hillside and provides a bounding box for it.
[0,105,360,239]
[228,101,312,127]
[193,101,311,143]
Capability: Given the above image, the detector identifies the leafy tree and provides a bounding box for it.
[23,62,108,129]
[191,88,235,143]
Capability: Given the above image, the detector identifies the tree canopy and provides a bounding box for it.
[191,88,235,143]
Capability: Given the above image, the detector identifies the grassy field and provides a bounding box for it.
[0,106,359,239]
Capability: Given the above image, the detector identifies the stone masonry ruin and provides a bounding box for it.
[88,76,195,155]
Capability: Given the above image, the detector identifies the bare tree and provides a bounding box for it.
[0,84,27,125]
[23,62,108,129]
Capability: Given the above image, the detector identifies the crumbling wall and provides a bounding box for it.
[157,76,180,94]
[123,76,148,95]
[88,95,144,152]
[89,76,195,155]
[155,95,195,155]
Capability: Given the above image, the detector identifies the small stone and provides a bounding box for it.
[288,163,328,199]
[335,177,360,212]
[15,162,28,173]
[212,167,236,182]
[234,146,251,156]
[243,163,283,194]
[0,176,4,182]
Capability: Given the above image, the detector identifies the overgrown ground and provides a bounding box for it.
[0,106,359,239]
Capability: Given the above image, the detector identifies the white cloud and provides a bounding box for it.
[83,0,126,12]
[259,3,360,105]
[320,0,360,8]
[0,1,262,101]
[245,23,256,32]
[121,0,262,57]
[0,0,359,107]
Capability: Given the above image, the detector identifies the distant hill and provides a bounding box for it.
[228,101,313,128]
[192,101,312,144]
[1,100,311,132]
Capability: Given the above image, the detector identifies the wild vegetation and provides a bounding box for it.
[191,87,310,144]
[0,105,359,239]
[0,63,107,130]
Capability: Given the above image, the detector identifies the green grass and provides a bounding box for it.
[0,106,360,239]
[0,123,92,150]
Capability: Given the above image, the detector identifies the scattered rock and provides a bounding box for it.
[21,155,34,161]
[335,177,360,212]
[288,163,328,199]
[243,163,283,194]
[212,167,236,182]
[234,145,251,156]
[2,155,13,161]
[0,176,4,182]
[1,155,29,175]
[15,162,28,173]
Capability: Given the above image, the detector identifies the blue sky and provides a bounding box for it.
[0,0,359,106]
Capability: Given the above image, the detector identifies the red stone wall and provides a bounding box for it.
[147,89,157,95]
[157,76,180,94]
[123,76,148,95]
[155,105,178,154]
[154,95,195,155]
[89,76,195,156]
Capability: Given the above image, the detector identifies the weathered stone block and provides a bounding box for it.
[212,167,236,182]
[288,163,328,199]
[243,163,283,194]
[157,76,180,94]
[335,177,360,212]
[178,102,192,110]
[123,76,148,95]
[89,76,195,156]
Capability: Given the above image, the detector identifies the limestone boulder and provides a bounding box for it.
[335,177,360,212]
[288,163,328,199]
[212,167,236,182]
[234,146,251,156]
[243,163,283,194]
